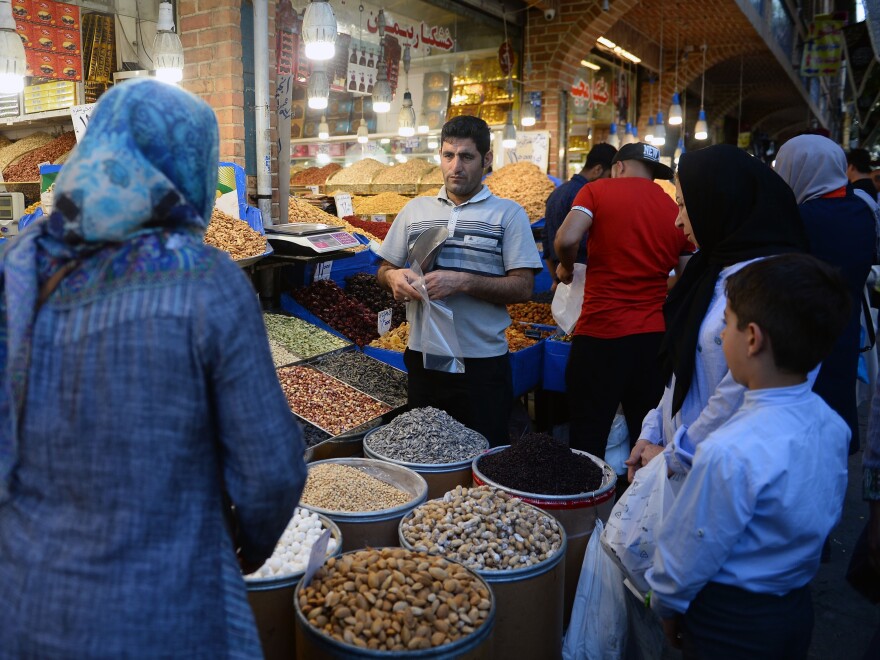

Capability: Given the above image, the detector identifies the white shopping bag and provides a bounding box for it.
[551,263,586,334]
[600,454,674,594]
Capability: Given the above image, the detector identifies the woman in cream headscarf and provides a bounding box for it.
[776,134,876,453]
[0,79,306,656]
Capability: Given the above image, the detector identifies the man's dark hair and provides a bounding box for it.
[725,254,851,375]
[847,148,873,174]
[441,115,491,158]
[585,143,618,171]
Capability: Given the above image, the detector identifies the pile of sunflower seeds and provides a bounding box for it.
[364,407,489,464]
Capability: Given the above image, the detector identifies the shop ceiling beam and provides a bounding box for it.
[522,0,554,13]
[253,0,274,225]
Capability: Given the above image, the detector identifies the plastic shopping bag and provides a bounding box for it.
[552,263,586,334]
[409,258,465,374]
[604,414,630,476]
[562,519,627,660]
[600,454,674,594]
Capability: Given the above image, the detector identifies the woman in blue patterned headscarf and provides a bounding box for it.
[0,79,306,656]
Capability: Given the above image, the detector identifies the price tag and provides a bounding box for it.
[301,528,332,588]
[370,214,386,223]
[307,185,320,194]
[314,261,333,281]
[69,103,96,143]
[334,193,354,218]
[377,308,393,336]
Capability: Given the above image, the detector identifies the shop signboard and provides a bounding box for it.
[510,131,550,172]
[69,103,94,142]
[800,12,846,77]
[365,11,454,52]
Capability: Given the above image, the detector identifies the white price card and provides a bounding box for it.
[301,528,331,588]
[70,103,96,143]
[370,214,386,223]
[307,185,320,195]
[333,193,354,218]
[377,308,393,336]
[314,261,333,281]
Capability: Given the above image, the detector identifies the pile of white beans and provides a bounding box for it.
[245,508,338,580]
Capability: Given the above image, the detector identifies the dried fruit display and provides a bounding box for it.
[353,192,412,215]
[372,159,434,184]
[369,322,409,351]
[204,209,267,260]
[325,157,387,185]
[343,215,391,241]
[0,132,53,175]
[485,161,555,222]
[291,279,380,346]
[291,163,342,185]
[2,132,77,182]
[507,302,555,325]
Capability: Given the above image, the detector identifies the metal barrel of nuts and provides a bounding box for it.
[398,486,567,660]
[362,408,490,500]
[471,443,617,630]
[299,458,428,553]
[294,547,496,659]
[244,510,343,660]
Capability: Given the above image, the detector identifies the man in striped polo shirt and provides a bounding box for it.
[377,116,543,445]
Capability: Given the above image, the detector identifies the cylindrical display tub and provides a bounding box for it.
[471,447,617,626]
[362,426,487,499]
[309,417,384,462]
[300,458,428,552]
[399,503,567,660]
[245,513,343,660]
[294,549,496,659]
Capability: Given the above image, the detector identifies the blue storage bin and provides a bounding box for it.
[533,264,553,295]
[542,338,570,392]
[279,293,353,343]
[362,345,407,372]
[510,340,544,397]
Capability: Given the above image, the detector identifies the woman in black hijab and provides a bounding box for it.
[625,144,808,478]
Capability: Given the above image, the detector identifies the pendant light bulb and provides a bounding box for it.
[417,109,429,134]
[653,111,666,146]
[623,122,634,145]
[302,0,337,61]
[645,116,655,144]
[307,67,330,110]
[607,122,620,148]
[668,93,683,125]
[502,112,517,149]
[372,62,392,113]
[357,118,369,144]
[318,115,329,140]
[521,101,536,128]
[694,108,709,140]
[398,90,416,137]
[153,1,184,84]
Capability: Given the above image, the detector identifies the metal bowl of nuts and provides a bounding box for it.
[294,547,496,658]
[299,458,429,552]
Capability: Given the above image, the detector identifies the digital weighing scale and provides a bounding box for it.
[0,192,26,238]
[264,222,361,255]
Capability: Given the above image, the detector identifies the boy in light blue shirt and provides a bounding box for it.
[647,254,852,658]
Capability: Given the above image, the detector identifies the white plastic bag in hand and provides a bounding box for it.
[552,263,586,334]
[600,454,674,594]
[408,258,465,374]
[562,519,627,660]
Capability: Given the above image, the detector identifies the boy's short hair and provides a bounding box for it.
[441,116,491,158]
[847,148,873,174]
[725,254,851,375]
[585,143,618,171]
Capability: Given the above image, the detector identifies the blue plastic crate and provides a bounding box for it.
[362,345,406,372]
[542,338,571,392]
[510,340,544,397]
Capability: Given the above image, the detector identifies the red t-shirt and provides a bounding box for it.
[569,177,688,338]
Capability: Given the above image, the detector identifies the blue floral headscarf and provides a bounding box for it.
[0,79,219,501]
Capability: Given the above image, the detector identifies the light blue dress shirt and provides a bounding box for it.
[646,382,849,619]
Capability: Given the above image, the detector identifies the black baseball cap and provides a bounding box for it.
[612,142,675,180]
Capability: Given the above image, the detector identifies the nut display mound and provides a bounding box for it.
[477,432,604,495]
[264,313,350,360]
[3,132,77,182]
[421,167,445,185]
[484,161,555,222]
[325,157,387,185]
[343,215,391,241]
[301,463,412,512]
[291,279,380,346]
[0,132,54,175]
[298,547,492,652]
[311,350,408,408]
[288,196,340,224]
[369,322,409,351]
[505,323,551,352]
[353,192,412,216]
[292,163,342,185]
[277,365,391,436]
[365,407,488,465]
[401,486,563,570]
[372,159,434,184]
[507,301,555,326]
[204,209,267,260]
[245,508,338,580]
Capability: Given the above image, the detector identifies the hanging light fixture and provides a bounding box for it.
[652,19,665,147]
[307,65,329,109]
[153,0,184,84]
[318,115,329,140]
[695,44,709,140]
[417,110,430,134]
[623,122,635,145]
[398,91,416,136]
[668,28,682,125]
[521,100,536,127]
[357,118,369,144]
[0,0,27,93]
[674,137,685,164]
[654,111,666,146]
[608,122,620,148]
[645,115,655,144]
[302,0,337,61]
[372,60,392,113]
[502,111,517,149]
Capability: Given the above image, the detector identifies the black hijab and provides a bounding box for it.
[662,144,808,413]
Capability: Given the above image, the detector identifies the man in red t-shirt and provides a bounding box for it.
[555,142,691,460]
